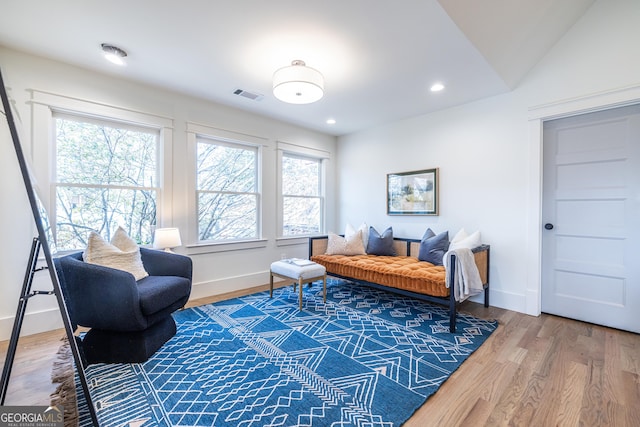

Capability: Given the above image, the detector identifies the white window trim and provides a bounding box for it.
[29,90,174,245]
[276,140,329,240]
[186,122,267,251]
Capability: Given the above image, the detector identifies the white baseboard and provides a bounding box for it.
[0,308,64,341]
[485,287,527,314]
[525,287,541,316]
[189,270,273,301]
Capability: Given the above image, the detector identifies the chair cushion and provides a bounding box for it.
[137,275,191,316]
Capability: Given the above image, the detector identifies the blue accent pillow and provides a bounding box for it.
[418,228,449,265]
[366,226,396,256]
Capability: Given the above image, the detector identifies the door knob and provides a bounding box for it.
[544,223,554,230]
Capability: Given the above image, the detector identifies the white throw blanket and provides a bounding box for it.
[443,248,484,302]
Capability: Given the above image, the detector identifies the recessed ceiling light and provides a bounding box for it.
[101,43,127,66]
[326,118,336,125]
[430,82,445,92]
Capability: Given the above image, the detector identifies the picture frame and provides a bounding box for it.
[387,168,439,215]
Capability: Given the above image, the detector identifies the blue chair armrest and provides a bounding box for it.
[140,248,192,281]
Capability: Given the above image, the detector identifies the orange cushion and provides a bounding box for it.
[310,254,448,297]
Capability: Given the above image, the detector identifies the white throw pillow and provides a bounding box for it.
[450,228,468,244]
[325,231,366,255]
[449,228,481,250]
[111,226,140,252]
[345,222,368,250]
[83,228,149,280]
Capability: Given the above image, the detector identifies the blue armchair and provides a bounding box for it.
[54,248,192,364]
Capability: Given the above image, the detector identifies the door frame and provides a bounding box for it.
[526,84,640,317]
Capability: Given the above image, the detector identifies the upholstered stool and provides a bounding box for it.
[270,260,327,310]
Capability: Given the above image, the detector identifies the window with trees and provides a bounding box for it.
[54,114,159,250]
[196,137,259,242]
[281,153,323,236]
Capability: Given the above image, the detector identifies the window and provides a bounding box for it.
[54,114,159,250]
[281,153,323,236]
[196,137,259,242]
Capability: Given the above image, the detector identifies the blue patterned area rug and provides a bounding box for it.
[77,278,498,426]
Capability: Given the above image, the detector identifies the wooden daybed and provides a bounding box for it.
[309,236,490,332]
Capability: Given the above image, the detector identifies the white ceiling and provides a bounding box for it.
[0,0,595,136]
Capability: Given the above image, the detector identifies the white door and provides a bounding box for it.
[542,104,640,333]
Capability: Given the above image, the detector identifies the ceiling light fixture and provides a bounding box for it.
[273,60,324,104]
[101,43,127,66]
[430,82,445,92]
[326,118,336,125]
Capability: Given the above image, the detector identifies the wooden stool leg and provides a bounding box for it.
[299,278,303,310]
[269,271,274,298]
[323,275,327,303]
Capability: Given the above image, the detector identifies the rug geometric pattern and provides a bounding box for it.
[78,278,497,426]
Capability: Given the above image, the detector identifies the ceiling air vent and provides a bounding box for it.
[233,88,264,101]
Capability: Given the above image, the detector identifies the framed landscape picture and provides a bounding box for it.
[387,168,439,215]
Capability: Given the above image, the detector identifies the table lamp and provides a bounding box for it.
[153,227,182,252]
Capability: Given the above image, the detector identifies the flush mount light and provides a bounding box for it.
[326,118,336,125]
[101,43,127,66]
[273,60,324,104]
[430,82,445,92]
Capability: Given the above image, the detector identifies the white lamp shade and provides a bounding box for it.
[153,228,182,250]
[273,60,324,104]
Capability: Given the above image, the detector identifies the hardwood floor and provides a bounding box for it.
[2,284,639,426]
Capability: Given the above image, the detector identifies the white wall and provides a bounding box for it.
[336,0,640,313]
[0,47,337,340]
[337,92,531,312]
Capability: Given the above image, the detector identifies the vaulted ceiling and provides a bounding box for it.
[0,0,595,135]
